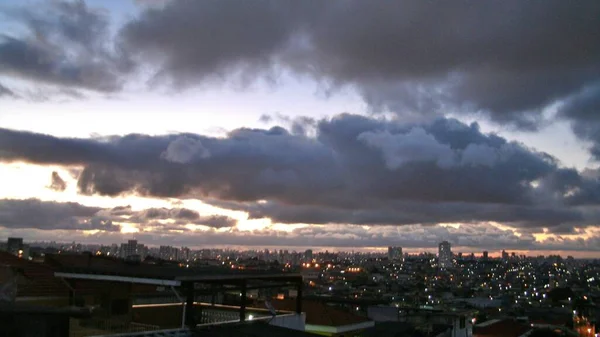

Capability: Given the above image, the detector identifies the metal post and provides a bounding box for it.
[184,282,196,328]
[240,280,247,322]
[171,286,186,329]
[296,278,303,314]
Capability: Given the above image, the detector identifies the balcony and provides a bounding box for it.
[69,304,305,337]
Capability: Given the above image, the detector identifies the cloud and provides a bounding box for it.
[116,0,600,161]
[208,199,586,233]
[161,136,210,163]
[48,171,67,191]
[0,1,131,94]
[0,199,237,234]
[1,114,599,233]
[0,198,118,231]
[114,206,237,228]
[3,1,600,159]
[359,128,456,169]
[0,82,16,97]
[558,83,600,159]
[120,1,600,129]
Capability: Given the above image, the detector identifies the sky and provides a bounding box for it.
[1,0,600,257]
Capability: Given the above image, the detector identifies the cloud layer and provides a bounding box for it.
[119,0,600,128]
[1,114,599,235]
[2,1,600,155]
[0,1,130,94]
[2,2,599,122]
[0,199,237,233]
[0,198,116,231]
[1,1,600,253]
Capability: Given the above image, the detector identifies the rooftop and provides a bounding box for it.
[55,265,301,286]
[267,299,370,327]
[473,319,531,337]
[0,251,69,297]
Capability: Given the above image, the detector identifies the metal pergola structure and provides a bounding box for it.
[55,266,303,328]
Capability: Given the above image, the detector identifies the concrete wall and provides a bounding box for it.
[269,313,306,331]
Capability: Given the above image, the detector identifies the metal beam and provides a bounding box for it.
[296,279,303,314]
[184,282,196,328]
[175,273,302,283]
[54,272,180,286]
[239,279,247,322]
[193,282,296,295]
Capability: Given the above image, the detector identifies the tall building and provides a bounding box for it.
[502,250,509,261]
[181,247,190,261]
[482,251,489,260]
[7,238,23,255]
[159,245,178,260]
[388,246,403,262]
[304,249,313,262]
[438,241,452,268]
[6,237,28,258]
[120,240,138,258]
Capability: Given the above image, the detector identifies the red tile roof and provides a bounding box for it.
[267,299,370,327]
[0,251,69,298]
[473,319,531,337]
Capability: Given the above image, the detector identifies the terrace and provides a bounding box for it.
[53,265,305,336]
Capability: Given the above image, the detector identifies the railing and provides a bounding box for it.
[70,303,302,336]
[87,328,190,337]
[69,318,162,337]
[132,294,221,305]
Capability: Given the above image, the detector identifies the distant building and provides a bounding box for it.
[388,246,403,262]
[120,240,138,259]
[5,237,28,259]
[482,251,489,260]
[180,247,190,261]
[304,249,313,262]
[159,245,178,260]
[438,241,452,268]
[502,250,509,261]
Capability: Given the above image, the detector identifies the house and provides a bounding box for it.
[0,251,69,306]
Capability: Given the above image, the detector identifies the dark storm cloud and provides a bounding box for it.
[121,0,600,129]
[2,114,600,231]
[48,171,67,191]
[0,1,131,94]
[0,199,236,233]
[0,198,118,231]
[558,83,600,159]
[209,200,585,232]
[119,207,237,228]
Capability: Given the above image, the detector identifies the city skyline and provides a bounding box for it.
[1,1,600,257]
[10,237,600,260]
